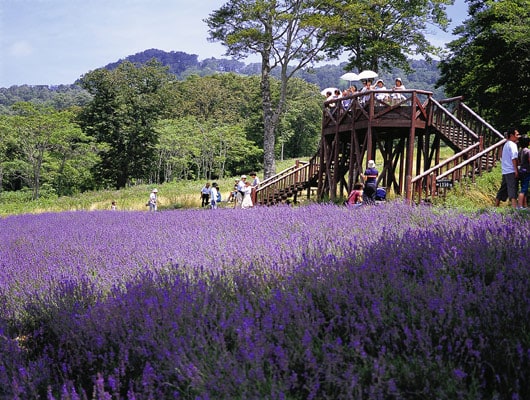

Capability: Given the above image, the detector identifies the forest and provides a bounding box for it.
[0,51,444,199]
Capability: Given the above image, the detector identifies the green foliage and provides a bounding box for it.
[438,0,530,132]
[321,0,452,73]
[79,60,177,189]
[0,103,96,199]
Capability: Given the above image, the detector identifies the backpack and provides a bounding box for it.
[217,191,222,202]
[375,187,386,201]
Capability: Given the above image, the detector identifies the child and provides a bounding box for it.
[347,183,364,207]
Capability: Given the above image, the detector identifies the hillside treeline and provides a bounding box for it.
[0,49,445,112]
[0,61,322,199]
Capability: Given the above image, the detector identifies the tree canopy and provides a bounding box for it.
[437,0,530,132]
[206,0,333,178]
[79,60,176,189]
[321,0,453,73]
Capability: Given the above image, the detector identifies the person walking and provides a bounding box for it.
[495,128,520,208]
[148,188,158,212]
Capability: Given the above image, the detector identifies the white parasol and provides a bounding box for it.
[340,72,359,83]
[321,87,339,96]
[358,70,378,80]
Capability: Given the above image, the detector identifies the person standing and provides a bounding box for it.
[361,160,378,205]
[148,188,158,212]
[391,77,406,104]
[517,136,530,209]
[241,180,254,209]
[250,172,260,189]
[495,128,520,208]
[200,182,211,207]
[250,172,260,205]
[235,175,247,209]
[210,183,219,209]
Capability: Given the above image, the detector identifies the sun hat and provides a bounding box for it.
[395,77,402,83]
[367,160,376,168]
[241,175,247,179]
[375,79,384,85]
[152,188,158,193]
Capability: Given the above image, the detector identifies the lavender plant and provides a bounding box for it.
[0,203,529,399]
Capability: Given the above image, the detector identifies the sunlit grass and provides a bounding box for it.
[0,155,507,216]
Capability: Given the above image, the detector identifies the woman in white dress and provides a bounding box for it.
[241,180,254,209]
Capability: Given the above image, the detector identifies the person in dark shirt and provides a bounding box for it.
[362,160,378,204]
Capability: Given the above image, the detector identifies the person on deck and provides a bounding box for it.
[391,77,407,104]
[374,79,389,104]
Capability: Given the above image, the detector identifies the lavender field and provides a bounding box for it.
[1,202,529,399]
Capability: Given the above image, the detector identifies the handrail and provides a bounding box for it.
[410,142,481,184]
[431,99,479,141]
[410,139,504,203]
[259,161,309,187]
[458,102,504,141]
[437,140,505,179]
[255,158,319,205]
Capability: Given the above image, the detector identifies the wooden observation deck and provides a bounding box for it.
[256,90,505,205]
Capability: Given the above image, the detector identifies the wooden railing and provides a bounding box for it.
[255,154,320,205]
[411,98,505,203]
[322,89,433,131]
[410,139,504,204]
[431,97,504,150]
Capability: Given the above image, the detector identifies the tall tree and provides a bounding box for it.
[437,0,530,131]
[79,60,176,189]
[206,0,332,179]
[321,0,453,73]
[1,103,83,199]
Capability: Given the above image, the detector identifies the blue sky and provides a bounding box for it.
[0,0,467,88]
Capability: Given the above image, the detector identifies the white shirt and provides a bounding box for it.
[501,140,518,174]
[210,186,218,204]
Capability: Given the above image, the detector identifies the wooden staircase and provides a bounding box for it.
[255,94,506,205]
[410,97,505,203]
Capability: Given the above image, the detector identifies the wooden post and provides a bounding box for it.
[405,92,417,202]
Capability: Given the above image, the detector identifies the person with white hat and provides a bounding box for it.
[391,77,407,104]
[361,160,379,204]
[148,188,158,212]
[374,79,389,103]
[234,175,247,208]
